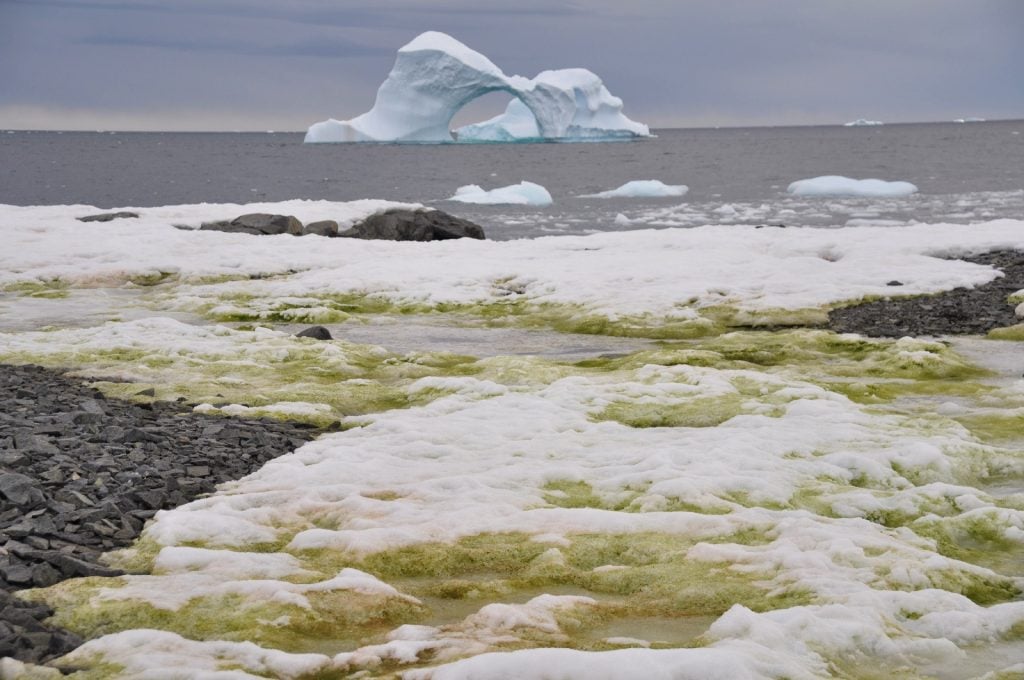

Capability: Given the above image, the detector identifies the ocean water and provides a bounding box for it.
[2,121,1022,239]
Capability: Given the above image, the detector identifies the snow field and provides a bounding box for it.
[3,200,1024,678]
[5,202,1024,338]
[17,330,1024,678]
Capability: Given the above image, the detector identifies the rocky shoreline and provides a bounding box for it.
[0,364,326,664]
[828,250,1024,337]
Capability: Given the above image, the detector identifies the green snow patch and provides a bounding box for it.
[294,531,812,623]
[0,321,481,424]
[1,279,70,299]
[988,324,1024,341]
[24,573,425,655]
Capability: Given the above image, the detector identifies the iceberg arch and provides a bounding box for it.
[304,32,649,144]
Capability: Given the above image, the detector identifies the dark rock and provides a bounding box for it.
[136,387,156,397]
[296,325,332,341]
[200,213,303,236]
[339,208,486,241]
[76,211,139,223]
[886,280,904,286]
[303,220,339,237]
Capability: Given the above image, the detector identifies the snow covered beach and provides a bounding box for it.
[1,197,1023,678]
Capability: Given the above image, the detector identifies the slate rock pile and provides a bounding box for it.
[829,251,1024,337]
[0,363,323,664]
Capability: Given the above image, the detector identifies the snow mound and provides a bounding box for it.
[844,119,884,127]
[305,31,649,143]
[583,180,689,199]
[787,175,918,198]
[449,182,553,206]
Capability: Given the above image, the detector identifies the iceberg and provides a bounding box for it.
[844,119,884,127]
[304,31,650,144]
[448,181,553,206]
[787,175,918,198]
[582,180,689,199]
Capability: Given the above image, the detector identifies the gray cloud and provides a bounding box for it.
[0,0,1020,130]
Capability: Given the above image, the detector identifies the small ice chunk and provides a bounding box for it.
[449,181,553,206]
[583,180,689,199]
[787,175,918,198]
[844,119,884,126]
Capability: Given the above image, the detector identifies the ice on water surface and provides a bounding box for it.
[788,175,918,198]
[2,201,1024,679]
[448,181,553,206]
[582,180,689,199]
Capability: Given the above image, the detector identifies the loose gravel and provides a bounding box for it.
[829,251,1024,337]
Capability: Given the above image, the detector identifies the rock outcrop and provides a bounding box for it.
[340,209,485,241]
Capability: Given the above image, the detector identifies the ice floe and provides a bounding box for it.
[447,181,553,206]
[582,180,689,199]
[787,175,918,198]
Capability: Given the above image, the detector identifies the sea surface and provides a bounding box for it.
[2,121,1023,239]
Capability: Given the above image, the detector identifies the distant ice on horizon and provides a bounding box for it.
[844,119,884,127]
[304,31,649,144]
[787,175,918,198]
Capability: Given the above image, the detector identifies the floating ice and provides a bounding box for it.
[448,181,553,206]
[582,180,689,199]
[954,117,986,123]
[844,119,884,127]
[304,31,649,143]
[787,175,918,198]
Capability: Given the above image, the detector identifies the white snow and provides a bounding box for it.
[582,180,689,199]
[305,31,649,143]
[787,175,918,198]
[448,181,553,206]
[2,203,1024,325]
[844,119,884,126]
[4,200,1024,679]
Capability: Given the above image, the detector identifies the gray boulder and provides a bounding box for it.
[200,213,303,236]
[339,209,485,241]
[296,326,332,340]
[303,220,339,237]
[77,211,139,223]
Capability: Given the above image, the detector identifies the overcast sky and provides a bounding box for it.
[1,0,1021,131]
